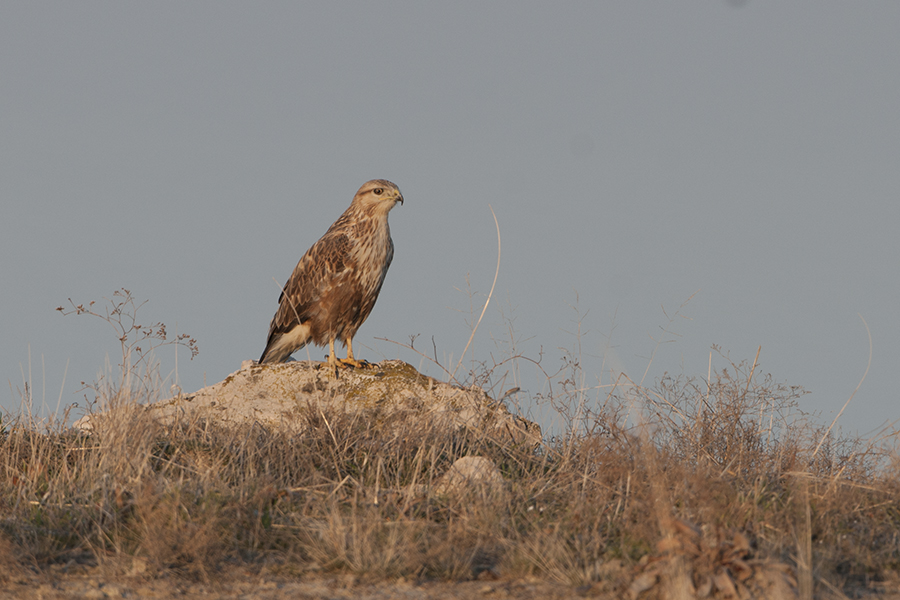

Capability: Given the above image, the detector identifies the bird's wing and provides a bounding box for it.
[268,231,353,338]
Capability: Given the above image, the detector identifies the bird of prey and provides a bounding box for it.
[259,179,404,368]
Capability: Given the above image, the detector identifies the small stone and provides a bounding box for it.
[129,557,148,576]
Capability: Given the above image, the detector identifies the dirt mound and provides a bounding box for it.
[76,359,541,447]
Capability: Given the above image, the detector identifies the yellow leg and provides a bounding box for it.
[322,338,340,377]
[327,339,337,366]
[338,336,367,368]
[323,337,366,375]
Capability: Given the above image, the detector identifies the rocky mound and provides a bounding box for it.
[76,359,541,447]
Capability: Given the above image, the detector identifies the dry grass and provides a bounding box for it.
[3,363,898,596]
[2,292,899,598]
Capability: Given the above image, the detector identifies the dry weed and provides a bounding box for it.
[1,291,897,599]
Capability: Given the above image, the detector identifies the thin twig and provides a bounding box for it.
[450,205,501,383]
[374,336,453,379]
[811,314,872,460]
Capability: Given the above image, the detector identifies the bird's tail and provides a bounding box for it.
[259,338,287,363]
[258,323,311,364]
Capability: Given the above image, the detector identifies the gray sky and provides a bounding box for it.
[2,2,898,438]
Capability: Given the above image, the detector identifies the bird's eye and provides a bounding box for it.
[373,188,384,195]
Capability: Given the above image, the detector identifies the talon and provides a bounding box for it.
[338,357,369,369]
[319,360,340,378]
[322,337,370,375]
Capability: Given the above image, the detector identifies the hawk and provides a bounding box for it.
[259,179,404,368]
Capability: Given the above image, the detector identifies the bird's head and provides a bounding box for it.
[352,179,404,216]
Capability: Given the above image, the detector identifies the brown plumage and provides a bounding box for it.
[259,179,403,367]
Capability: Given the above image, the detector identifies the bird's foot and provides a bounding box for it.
[338,357,371,369]
[321,356,370,378]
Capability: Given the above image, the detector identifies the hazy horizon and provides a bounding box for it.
[2,2,898,439]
